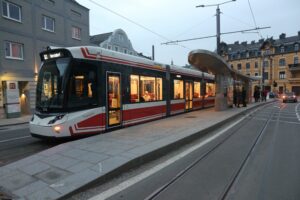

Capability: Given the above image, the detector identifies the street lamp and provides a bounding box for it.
[196,0,236,55]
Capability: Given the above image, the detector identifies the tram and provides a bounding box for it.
[29,46,215,138]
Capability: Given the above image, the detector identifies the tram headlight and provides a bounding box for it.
[53,126,61,133]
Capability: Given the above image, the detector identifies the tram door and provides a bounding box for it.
[185,82,193,110]
[107,73,122,127]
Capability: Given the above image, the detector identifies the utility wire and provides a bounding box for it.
[247,0,263,38]
[87,0,190,50]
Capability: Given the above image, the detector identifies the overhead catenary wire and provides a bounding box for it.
[87,0,190,50]
[247,0,263,38]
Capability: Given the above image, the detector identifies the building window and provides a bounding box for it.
[174,80,183,99]
[294,57,299,64]
[2,1,21,22]
[255,72,259,77]
[124,49,127,54]
[280,46,285,53]
[295,44,299,51]
[72,26,81,40]
[237,63,242,70]
[255,62,258,68]
[71,9,81,17]
[5,41,23,60]
[263,60,269,68]
[279,71,286,79]
[230,64,233,69]
[246,63,250,70]
[279,58,286,66]
[114,46,118,52]
[263,72,268,80]
[42,15,55,32]
[107,45,111,50]
[45,0,55,5]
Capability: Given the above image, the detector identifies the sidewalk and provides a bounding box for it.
[0,115,32,127]
[0,101,273,200]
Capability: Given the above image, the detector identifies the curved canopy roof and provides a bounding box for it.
[188,49,259,81]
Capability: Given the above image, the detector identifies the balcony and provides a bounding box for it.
[288,63,300,71]
[288,77,300,83]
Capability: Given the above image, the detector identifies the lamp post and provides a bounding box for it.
[196,0,236,55]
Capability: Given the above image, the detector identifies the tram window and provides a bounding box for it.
[156,78,162,101]
[206,83,215,97]
[67,64,97,108]
[174,79,183,99]
[140,76,156,102]
[130,75,139,103]
[194,82,201,98]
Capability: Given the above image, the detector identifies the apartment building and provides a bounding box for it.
[0,0,89,118]
[221,32,300,96]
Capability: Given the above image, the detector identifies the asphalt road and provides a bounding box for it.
[0,124,57,167]
[83,101,300,200]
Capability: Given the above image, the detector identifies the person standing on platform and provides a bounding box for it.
[242,87,247,107]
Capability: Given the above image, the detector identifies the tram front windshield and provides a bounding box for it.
[36,58,70,112]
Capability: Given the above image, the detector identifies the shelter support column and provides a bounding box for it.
[215,74,228,111]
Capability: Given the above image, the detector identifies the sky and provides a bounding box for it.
[76,0,300,66]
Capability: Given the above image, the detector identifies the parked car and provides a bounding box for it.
[268,92,275,98]
[282,92,297,103]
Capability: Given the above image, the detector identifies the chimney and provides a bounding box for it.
[251,40,255,44]
[241,41,247,46]
[279,33,286,39]
[234,41,239,45]
[298,31,300,38]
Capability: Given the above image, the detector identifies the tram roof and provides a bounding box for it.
[47,46,214,80]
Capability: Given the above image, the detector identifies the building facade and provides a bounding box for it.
[0,0,89,118]
[221,32,300,96]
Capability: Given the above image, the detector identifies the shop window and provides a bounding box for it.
[174,79,183,99]
[5,41,23,59]
[2,1,21,22]
[194,82,201,98]
[206,83,215,97]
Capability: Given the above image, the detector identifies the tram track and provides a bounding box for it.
[142,103,278,200]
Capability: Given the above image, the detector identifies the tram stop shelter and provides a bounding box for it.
[188,49,259,111]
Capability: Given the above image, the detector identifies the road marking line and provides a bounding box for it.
[0,136,31,143]
[89,109,258,200]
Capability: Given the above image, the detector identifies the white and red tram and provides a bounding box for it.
[30,46,215,138]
